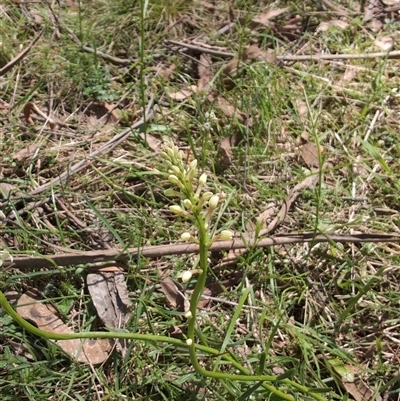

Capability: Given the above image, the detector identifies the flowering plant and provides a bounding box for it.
[161,143,233,333]
[159,144,327,400]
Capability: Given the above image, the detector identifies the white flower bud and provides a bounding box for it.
[168,174,181,185]
[189,159,197,170]
[198,173,207,185]
[181,232,192,241]
[170,165,181,175]
[201,191,213,202]
[181,270,193,283]
[219,230,234,241]
[186,338,193,346]
[165,147,175,159]
[164,188,180,197]
[209,195,219,210]
[170,205,185,215]
[186,167,196,185]
[0,250,12,267]
[183,199,193,210]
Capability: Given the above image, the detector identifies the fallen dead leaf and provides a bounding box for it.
[245,202,276,232]
[193,275,243,309]
[168,325,183,337]
[17,291,112,364]
[342,66,358,83]
[87,271,132,356]
[86,102,121,126]
[87,272,132,327]
[168,86,197,101]
[243,44,277,63]
[0,182,22,199]
[197,283,222,309]
[317,19,349,32]
[264,173,320,235]
[329,359,382,401]
[141,131,162,152]
[250,7,289,28]
[294,99,308,124]
[374,36,393,51]
[158,274,190,312]
[300,142,323,168]
[153,63,176,79]
[23,102,56,130]
[221,44,276,90]
[244,171,321,242]
[300,131,309,142]
[363,0,378,22]
[0,100,9,111]
[230,173,320,260]
[13,144,40,163]
[216,96,250,124]
[198,53,212,91]
[366,18,383,32]
[218,131,244,171]
[255,203,277,229]
[221,57,240,89]
[23,102,34,125]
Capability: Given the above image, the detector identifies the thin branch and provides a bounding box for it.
[4,232,400,270]
[166,39,400,62]
[28,97,155,196]
[0,29,44,76]
[278,51,400,61]
[166,40,235,58]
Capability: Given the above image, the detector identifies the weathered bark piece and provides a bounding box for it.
[87,272,132,356]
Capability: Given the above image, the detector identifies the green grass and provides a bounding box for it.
[1,0,400,400]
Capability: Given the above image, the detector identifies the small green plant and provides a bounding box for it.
[161,142,234,334]
[63,50,118,101]
[159,143,328,400]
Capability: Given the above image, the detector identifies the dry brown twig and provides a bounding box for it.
[166,39,400,61]
[0,29,44,76]
[4,232,400,270]
[28,97,155,196]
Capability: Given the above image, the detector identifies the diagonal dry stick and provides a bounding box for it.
[4,232,400,270]
[28,97,154,196]
[0,29,44,76]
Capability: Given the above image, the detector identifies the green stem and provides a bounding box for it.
[0,285,326,400]
[183,214,327,401]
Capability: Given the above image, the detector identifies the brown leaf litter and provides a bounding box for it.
[249,7,289,28]
[23,102,56,130]
[158,272,190,312]
[221,44,277,90]
[17,290,112,364]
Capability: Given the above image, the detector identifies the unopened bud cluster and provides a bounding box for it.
[161,143,233,281]
[161,144,231,231]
